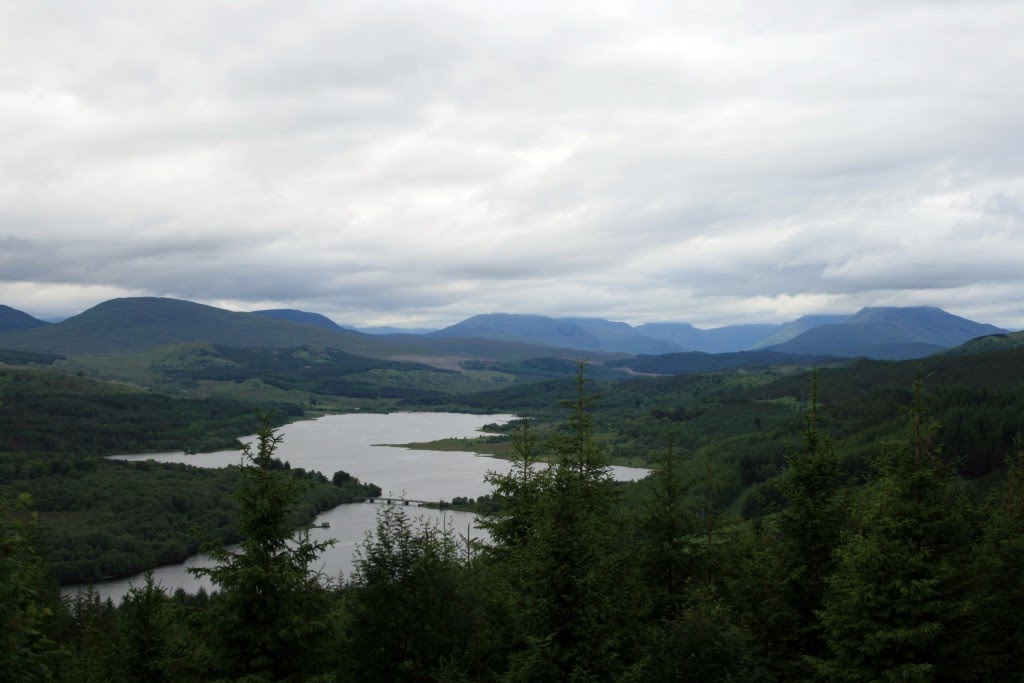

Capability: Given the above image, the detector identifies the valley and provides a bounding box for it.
[3,295,1023,679]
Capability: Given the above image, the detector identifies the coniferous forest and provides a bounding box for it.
[3,359,1024,682]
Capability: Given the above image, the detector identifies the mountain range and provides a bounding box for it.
[0,298,611,363]
[427,308,1004,359]
[0,298,1008,362]
[768,307,1004,360]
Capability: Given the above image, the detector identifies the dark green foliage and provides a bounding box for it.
[0,454,373,584]
[447,348,1024,489]
[640,436,691,614]
[0,349,64,366]
[641,588,766,682]
[121,573,171,683]
[0,493,60,681]
[765,372,846,676]
[0,367,298,455]
[461,356,627,381]
[479,418,548,553]
[163,344,454,399]
[190,416,337,680]
[60,587,124,682]
[343,503,474,681]
[944,329,1024,355]
[814,382,977,681]
[972,443,1024,678]
[606,349,844,375]
[483,363,643,681]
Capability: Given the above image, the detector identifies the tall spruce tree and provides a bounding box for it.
[120,572,170,683]
[776,371,844,675]
[479,417,549,555]
[190,414,335,681]
[501,362,640,681]
[640,436,691,616]
[814,381,976,681]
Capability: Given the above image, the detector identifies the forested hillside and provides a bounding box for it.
[3,366,1022,680]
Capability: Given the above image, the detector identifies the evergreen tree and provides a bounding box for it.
[480,417,549,554]
[0,493,61,682]
[972,440,1024,678]
[773,371,844,675]
[501,361,641,681]
[343,502,473,682]
[62,587,124,683]
[190,413,336,681]
[120,572,170,683]
[814,381,976,681]
[640,436,691,616]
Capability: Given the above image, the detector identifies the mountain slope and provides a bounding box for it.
[0,298,373,355]
[431,313,682,355]
[252,309,346,331]
[845,307,1004,346]
[942,331,1024,356]
[773,307,1004,359]
[748,315,850,349]
[562,317,683,354]
[433,314,598,348]
[606,349,846,374]
[0,298,395,358]
[0,304,50,334]
[696,324,784,353]
[631,322,701,350]
[0,297,616,363]
[635,322,788,353]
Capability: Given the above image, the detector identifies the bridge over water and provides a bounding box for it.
[353,496,434,507]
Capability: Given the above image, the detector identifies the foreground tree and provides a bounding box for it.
[0,493,60,681]
[190,414,336,680]
[639,436,690,616]
[498,362,642,680]
[766,371,845,676]
[814,382,976,681]
[342,503,474,681]
[120,572,171,683]
[972,440,1024,677]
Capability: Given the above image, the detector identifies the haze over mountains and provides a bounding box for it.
[0,297,1008,362]
[426,308,1004,359]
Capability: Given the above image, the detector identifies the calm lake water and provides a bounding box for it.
[69,412,649,602]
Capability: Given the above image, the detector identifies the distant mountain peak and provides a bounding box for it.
[772,306,1005,359]
[432,313,684,355]
[0,304,51,334]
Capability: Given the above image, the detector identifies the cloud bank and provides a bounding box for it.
[2,1,1023,328]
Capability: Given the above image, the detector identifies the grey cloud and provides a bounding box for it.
[2,1,1024,327]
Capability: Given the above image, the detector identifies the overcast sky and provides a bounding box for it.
[2,1,1023,329]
